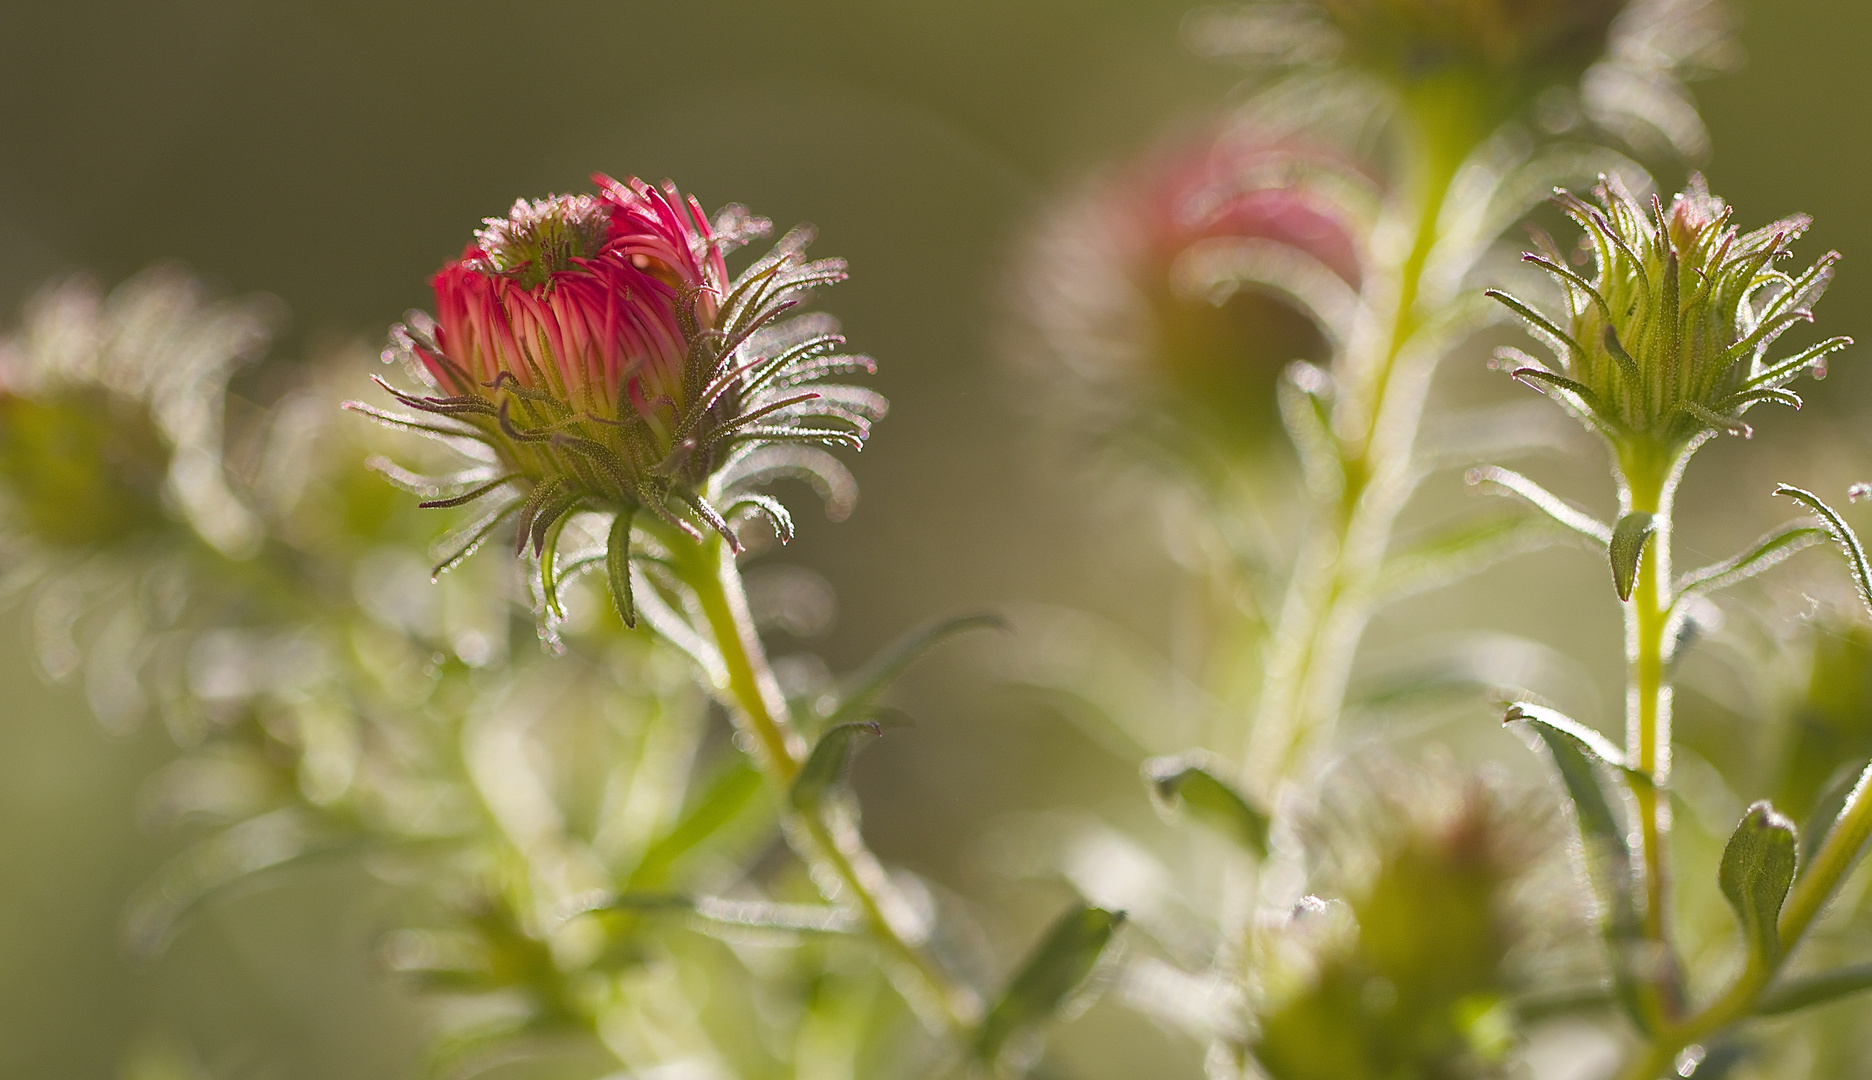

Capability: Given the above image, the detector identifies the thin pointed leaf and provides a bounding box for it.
[1746,335,1851,390]
[429,496,523,579]
[415,474,519,510]
[1512,366,1601,406]
[973,905,1126,1064]
[1142,752,1269,857]
[1505,702,1651,1031]
[790,721,882,811]
[1775,485,1872,616]
[1673,522,1824,608]
[1680,399,1752,438]
[1801,758,1870,868]
[1467,466,1612,545]
[606,509,637,628]
[822,612,1008,726]
[1757,963,1872,1016]
[538,512,571,619]
[1375,512,1570,602]
[1718,801,1798,968]
[597,892,859,935]
[1486,289,1587,360]
[1610,511,1656,602]
[627,759,764,891]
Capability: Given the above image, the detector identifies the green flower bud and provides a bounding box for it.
[0,386,170,548]
[1489,174,1847,460]
[0,269,272,559]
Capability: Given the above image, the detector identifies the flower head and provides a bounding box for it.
[1017,127,1364,461]
[1187,0,1736,158]
[1489,174,1847,458]
[0,268,271,559]
[361,174,883,625]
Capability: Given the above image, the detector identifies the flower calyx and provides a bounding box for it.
[1488,174,1847,461]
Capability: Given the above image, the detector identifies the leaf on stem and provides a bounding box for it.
[1800,757,1870,868]
[1775,485,1872,617]
[1756,962,1872,1016]
[1374,512,1572,603]
[1504,702,1652,1031]
[1673,522,1825,608]
[1279,361,1341,500]
[790,720,883,811]
[606,509,637,628]
[973,904,1126,1066]
[1718,801,1798,968]
[1610,511,1656,603]
[593,891,860,934]
[1467,466,1612,546]
[1142,751,1270,857]
[627,759,766,891]
[818,611,1007,727]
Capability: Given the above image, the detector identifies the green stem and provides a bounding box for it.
[1243,115,1467,794]
[1619,443,1683,1031]
[673,534,977,1037]
[1618,714,1872,1078]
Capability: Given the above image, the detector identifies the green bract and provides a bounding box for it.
[1490,175,1848,455]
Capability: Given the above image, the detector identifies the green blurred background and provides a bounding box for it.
[1,1,1869,1076]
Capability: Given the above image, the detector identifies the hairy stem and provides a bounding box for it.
[674,534,978,1036]
[1618,701,1872,1078]
[1620,443,1683,1031]
[1243,116,1468,794]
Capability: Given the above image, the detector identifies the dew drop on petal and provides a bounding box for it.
[1848,482,1872,503]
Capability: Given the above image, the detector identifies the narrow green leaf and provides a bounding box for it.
[606,509,637,628]
[790,721,882,811]
[1718,801,1798,968]
[627,758,765,891]
[1505,703,1651,1031]
[597,892,859,934]
[1278,361,1342,499]
[538,511,571,619]
[1757,963,1872,1016]
[973,904,1126,1064]
[1610,511,1656,602]
[1505,702,1631,771]
[1775,485,1872,618]
[1142,752,1269,857]
[1466,466,1612,545]
[1800,757,1870,868]
[1375,513,1571,602]
[821,612,1007,726]
[1672,522,1825,609]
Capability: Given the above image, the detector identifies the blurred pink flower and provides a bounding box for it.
[1017,124,1367,458]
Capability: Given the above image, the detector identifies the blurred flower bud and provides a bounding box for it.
[1320,0,1623,104]
[0,268,272,559]
[365,175,882,623]
[1016,127,1364,464]
[0,386,170,548]
[1253,760,1574,1080]
[1491,174,1846,465]
[1187,0,1737,158]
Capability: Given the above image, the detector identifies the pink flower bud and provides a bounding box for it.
[359,175,883,626]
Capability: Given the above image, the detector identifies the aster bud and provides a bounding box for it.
[360,174,883,626]
[1189,1,1734,160]
[1018,127,1363,460]
[0,269,271,558]
[1489,174,1847,465]
[1320,0,1623,99]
